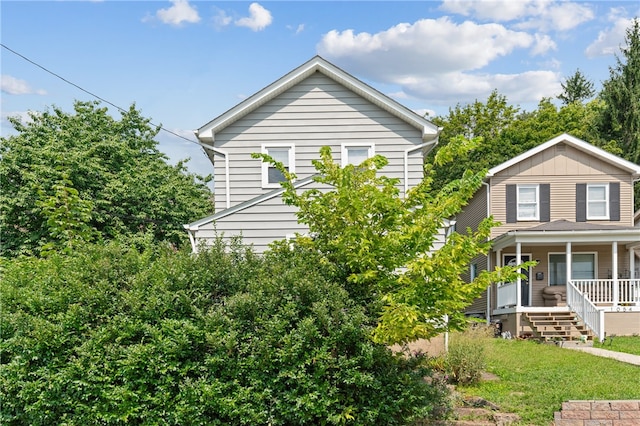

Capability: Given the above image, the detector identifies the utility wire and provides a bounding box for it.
[1,43,204,146]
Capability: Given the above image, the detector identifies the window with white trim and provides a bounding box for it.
[261,144,294,188]
[548,253,596,286]
[341,143,374,167]
[517,184,539,221]
[587,183,609,220]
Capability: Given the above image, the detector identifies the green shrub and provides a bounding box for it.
[1,239,448,425]
[444,325,492,385]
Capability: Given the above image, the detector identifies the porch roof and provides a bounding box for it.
[492,219,640,251]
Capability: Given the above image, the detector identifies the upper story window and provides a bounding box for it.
[341,143,374,167]
[261,144,294,188]
[517,184,540,221]
[506,183,549,223]
[576,182,619,222]
[587,184,609,220]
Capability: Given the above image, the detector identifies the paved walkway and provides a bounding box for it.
[565,346,640,366]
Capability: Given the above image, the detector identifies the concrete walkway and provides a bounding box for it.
[565,346,640,366]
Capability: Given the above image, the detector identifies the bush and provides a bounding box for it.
[443,325,492,385]
[1,239,448,425]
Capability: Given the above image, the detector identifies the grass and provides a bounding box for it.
[594,335,640,355]
[454,337,640,425]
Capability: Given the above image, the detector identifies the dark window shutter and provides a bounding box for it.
[540,184,550,222]
[506,184,517,223]
[610,182,620,221]
[576,183,586,222]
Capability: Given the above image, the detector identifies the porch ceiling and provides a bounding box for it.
[492,220,640,251]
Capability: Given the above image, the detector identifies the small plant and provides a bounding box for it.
[444,325,492,385]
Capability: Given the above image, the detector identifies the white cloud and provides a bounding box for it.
[318,17,533,80]
[531,33,557,56]
[400,70,561,107]
[1,75,46,95]
[317,15,566,111]
[440,0,594,32]
[154,0,200,27]
[585,15,632,58]
[286,23,305,34]
[213,8,233,30]
[235,3,272,32]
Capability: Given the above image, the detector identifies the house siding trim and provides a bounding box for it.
[195,56,441,145]
[487,133,640,178]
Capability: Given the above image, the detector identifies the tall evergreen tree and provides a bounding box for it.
[557,69,595,105]
[598,18,640,166]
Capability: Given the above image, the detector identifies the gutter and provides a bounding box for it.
[193,131,231,210]
[403,128,442,196]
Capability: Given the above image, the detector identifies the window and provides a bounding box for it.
[470,263,478,281]
[548,253,596,286]
[341,144,374,167]
[261,144,294,188]
[517,184,539,221]
[587,183,608,220]
[506,184,549,223]
[576,182,619,222]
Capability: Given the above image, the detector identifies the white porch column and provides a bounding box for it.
[613,241,619,306]
[566,242,572,284]
[516,242,522,309]
[630,248,635,279]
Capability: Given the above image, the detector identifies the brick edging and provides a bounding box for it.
[554,400,640,425]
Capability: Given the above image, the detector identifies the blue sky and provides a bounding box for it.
[2,1,639,178]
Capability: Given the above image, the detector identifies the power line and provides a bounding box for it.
[1,43,204,147]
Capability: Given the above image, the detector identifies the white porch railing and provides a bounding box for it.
[496,281,517,309]
[567,281,605,342]
[572,279,640,306]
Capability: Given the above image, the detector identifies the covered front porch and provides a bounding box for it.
[488,222,640,341]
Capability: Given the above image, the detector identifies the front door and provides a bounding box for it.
[505,254,531,307]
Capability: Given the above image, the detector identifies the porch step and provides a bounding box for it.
[524,312,594,342]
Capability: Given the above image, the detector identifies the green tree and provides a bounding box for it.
[598,18,640,165]
[557,69,595,105]
[597,18,640,210]
[428,90,520,192]
[36,173,96,256]
[255,141,528,345]
[0,100,214,257]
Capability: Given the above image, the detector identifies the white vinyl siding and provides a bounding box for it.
[587,183,609,220]
[212,73,425,212]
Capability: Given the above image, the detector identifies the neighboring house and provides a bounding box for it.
[457,133,640,341]
[184,56,442,254]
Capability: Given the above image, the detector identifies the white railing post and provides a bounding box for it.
[612,242,619,307]
[598,310,605,342]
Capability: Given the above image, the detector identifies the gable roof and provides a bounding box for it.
[184,176,317,230]
[487,133,640,178]
[195,56,440,143]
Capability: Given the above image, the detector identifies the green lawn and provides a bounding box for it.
[456,338,640,425]
[594,335,640,355]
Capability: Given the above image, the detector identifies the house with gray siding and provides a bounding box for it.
[457,133,640,340]
[184,56,442,254]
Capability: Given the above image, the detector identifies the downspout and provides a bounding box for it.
[199,144,230,210]
[192,131,231,210]
[403,129,441,196]
[482,180,491,323]
[184,227,197,253]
